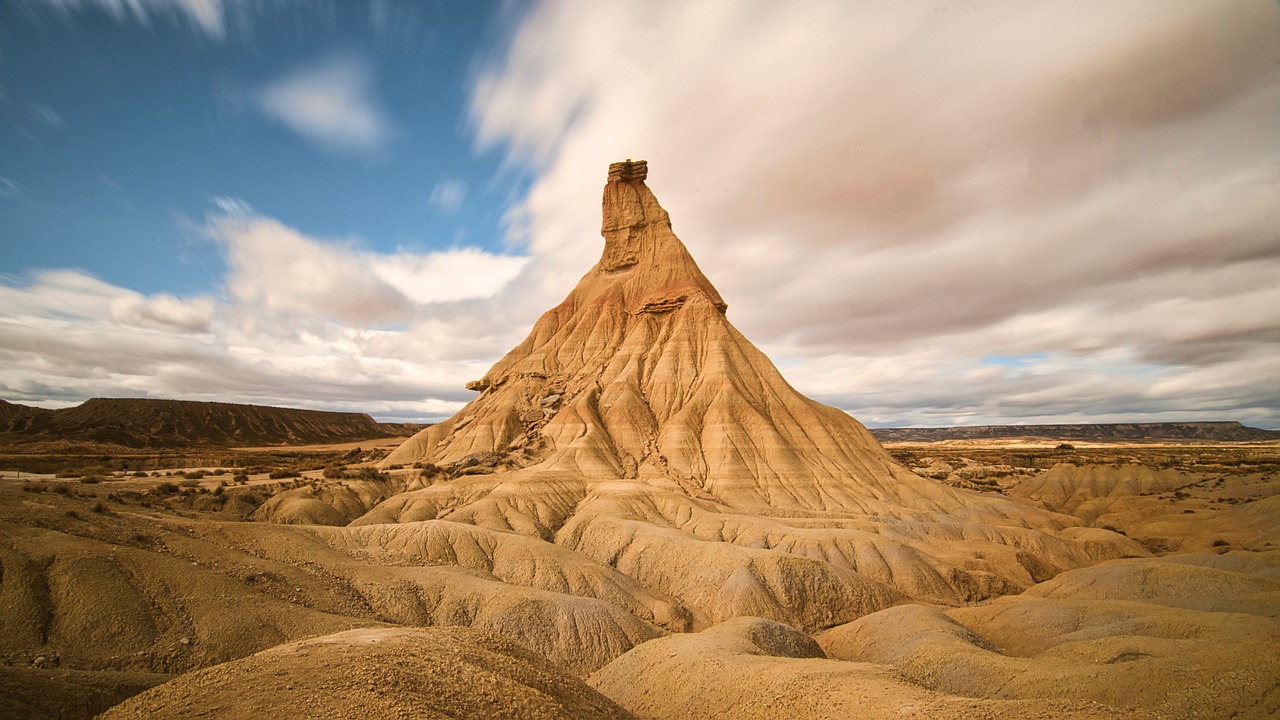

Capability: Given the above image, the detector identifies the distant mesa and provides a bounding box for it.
[871,421,1280,443]
[0,397,406,450]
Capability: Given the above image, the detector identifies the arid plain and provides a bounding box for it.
[2,162,1277,719]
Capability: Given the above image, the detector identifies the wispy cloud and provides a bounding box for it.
[428,179,468,214]
[470,0,1280,427]
[30,104,66,128]
[0,177,21,199]
[257,55,393,154]
[25,0,247,39]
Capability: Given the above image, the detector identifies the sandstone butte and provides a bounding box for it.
[369,159,1142,628]
[9,161,1278,720]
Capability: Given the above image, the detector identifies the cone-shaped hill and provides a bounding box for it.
[385,159,929,511]
[292,161,1141,632]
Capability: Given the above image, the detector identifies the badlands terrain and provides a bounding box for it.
[2,161,1277,719]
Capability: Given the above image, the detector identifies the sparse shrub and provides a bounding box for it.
[269,470,300,480]
[234,474,249,484]
[1056,443,1075,450]
[1212,539,1229,547]
[212,485,224,496]
[80,476,103,484]
[154,482,179,495]
[182,471,205,480]
[52,483,73,496]
[323,466,346,479]
[179,479,199,488]
[90,500,107,514]
[131,471,148,478]
[351,467,389,482]
[210,468,227,476]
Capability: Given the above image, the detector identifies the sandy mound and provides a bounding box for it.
[1012,463,1193,518]
[1010,462,1280,552]
[590,616,1151,720]
[253,473,418,526]
[0,491,670,678]
[818,553,1280,719]
[0,666,167,720]
[99,627,635,720]
[1021,550,1280,616]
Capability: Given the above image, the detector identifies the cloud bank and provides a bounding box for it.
[4,1,1277,428]
[0,203,530,421]
[468,0,1280,427]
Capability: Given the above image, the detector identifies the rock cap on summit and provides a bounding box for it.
[607,158,647,182]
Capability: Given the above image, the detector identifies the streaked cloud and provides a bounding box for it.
[30,104,66,128]
[258,55,393,154]
[471,0,1280,427]
[23,0,248,39]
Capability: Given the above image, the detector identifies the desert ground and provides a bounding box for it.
[2,162,1277,719]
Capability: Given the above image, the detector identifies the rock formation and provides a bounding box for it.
[374,161,1137,629]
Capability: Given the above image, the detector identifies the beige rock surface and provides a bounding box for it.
[819,552,1280,719]
[98,627,636,720]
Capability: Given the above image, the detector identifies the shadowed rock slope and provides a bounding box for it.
[373,160,1138,630]
[99,627,636,720]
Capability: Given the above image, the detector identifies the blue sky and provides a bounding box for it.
[1,0,523,297]
[1,0,1278,428]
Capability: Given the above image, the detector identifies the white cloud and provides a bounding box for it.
[0,177,20,199]
[470,0,1280,427]
[207,206,530,324]
[258,55,393,153]
[0,202,531,419]
[26,0,247,38]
